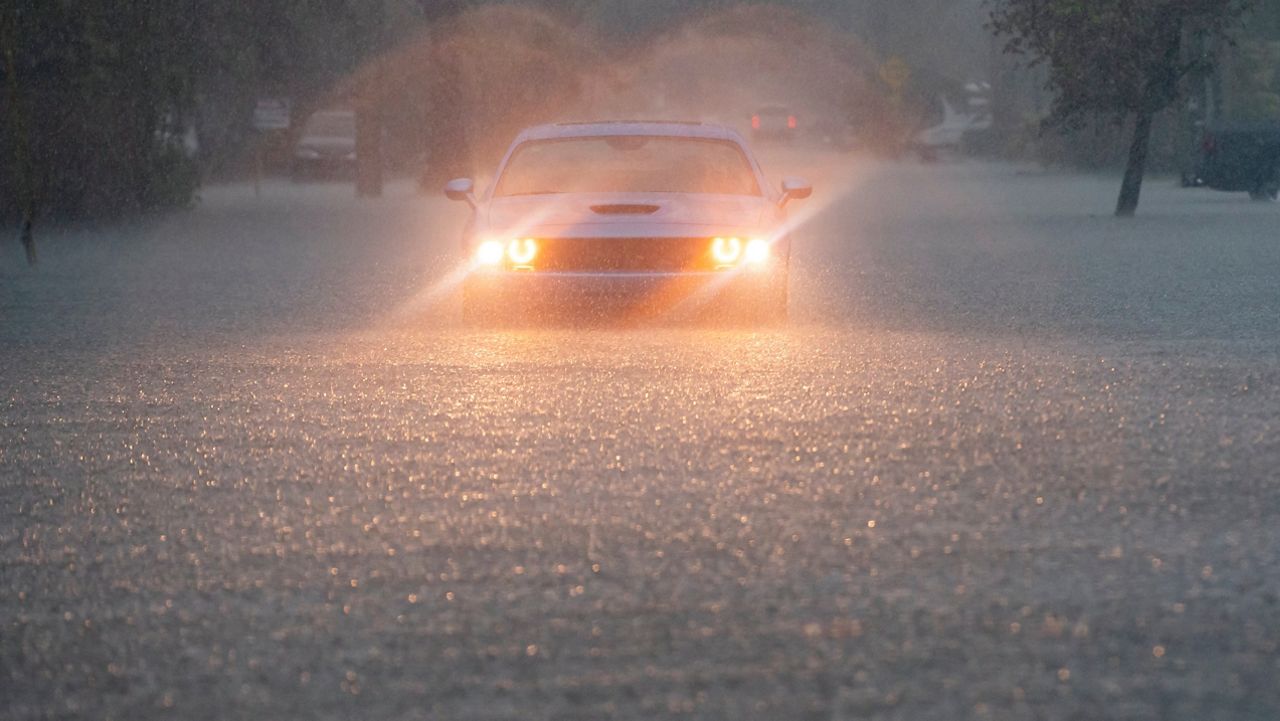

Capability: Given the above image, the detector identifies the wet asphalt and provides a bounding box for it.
[3,155,1279,720]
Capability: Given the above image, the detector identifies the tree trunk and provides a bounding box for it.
[355,100,384,198]
[20,211,36,266]
[3,5,38,265]
[1116,109,1155,218]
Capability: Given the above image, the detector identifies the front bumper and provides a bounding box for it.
[463,269,786,320]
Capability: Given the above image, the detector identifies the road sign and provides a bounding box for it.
[879,57,911,94]
[253,98,292,131]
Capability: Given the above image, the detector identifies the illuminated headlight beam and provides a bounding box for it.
[476,240,505,266]
[744,238,770,264]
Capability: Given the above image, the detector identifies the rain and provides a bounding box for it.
[3,2,1279,719]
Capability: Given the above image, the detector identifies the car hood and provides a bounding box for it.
[484,193,774,238]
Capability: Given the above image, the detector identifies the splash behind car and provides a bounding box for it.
[445,121,811,324]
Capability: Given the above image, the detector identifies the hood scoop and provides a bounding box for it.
[590,204,661,216]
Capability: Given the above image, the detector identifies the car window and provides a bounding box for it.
[304,112,355,139]
[494,136,761,196]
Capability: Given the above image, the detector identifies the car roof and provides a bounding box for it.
[516,121,747,144]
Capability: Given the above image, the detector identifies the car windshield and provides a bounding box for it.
[494,136,761,196]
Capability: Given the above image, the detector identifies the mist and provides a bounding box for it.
[279,1,998,187]
[5,3,1280,721]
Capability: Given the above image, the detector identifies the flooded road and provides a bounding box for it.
[3,156,1279,720]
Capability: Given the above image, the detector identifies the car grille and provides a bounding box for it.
[533,237,713,273]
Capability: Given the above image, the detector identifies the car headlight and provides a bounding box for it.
[712,237,770,268]
[507,238,538,265]
[476,240,506,266]
[475,238,539,268]
[744,238,771,264]
[711,237,743,266]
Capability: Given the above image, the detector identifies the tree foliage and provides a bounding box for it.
[0,0,409,224]
[1,0,926,236]
[990,0,1252,126]
[1,1,208,220]
[1225,4,1280,122]
[988,0,1253,215]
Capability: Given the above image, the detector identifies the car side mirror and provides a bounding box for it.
[445,178,477,207]
[780,177,812,207]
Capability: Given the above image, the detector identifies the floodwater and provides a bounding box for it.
[3,155,1279,720]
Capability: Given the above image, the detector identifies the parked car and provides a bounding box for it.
[1196,124,1280,200]
[444,121,812,325]
[914,93,992,161]
[291,110,357,180]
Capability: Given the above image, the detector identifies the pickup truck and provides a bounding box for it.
[1196,124,1280,200]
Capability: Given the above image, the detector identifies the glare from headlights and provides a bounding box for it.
[711,237,743,266]
[507,238,538,265]
[745,238,771,264]
[476,240,505,266]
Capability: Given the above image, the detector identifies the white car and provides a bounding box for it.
[915,90,993,159]
[445,121,811,324]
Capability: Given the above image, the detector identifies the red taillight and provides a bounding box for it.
[787,115,797,129]
[751,115,760,130]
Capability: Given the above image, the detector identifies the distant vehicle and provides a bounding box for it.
[751,105,799,143]
[1196,124,1280,201]
[292,110,356,180]
[444,121,812,324]
[915,87,992,160]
